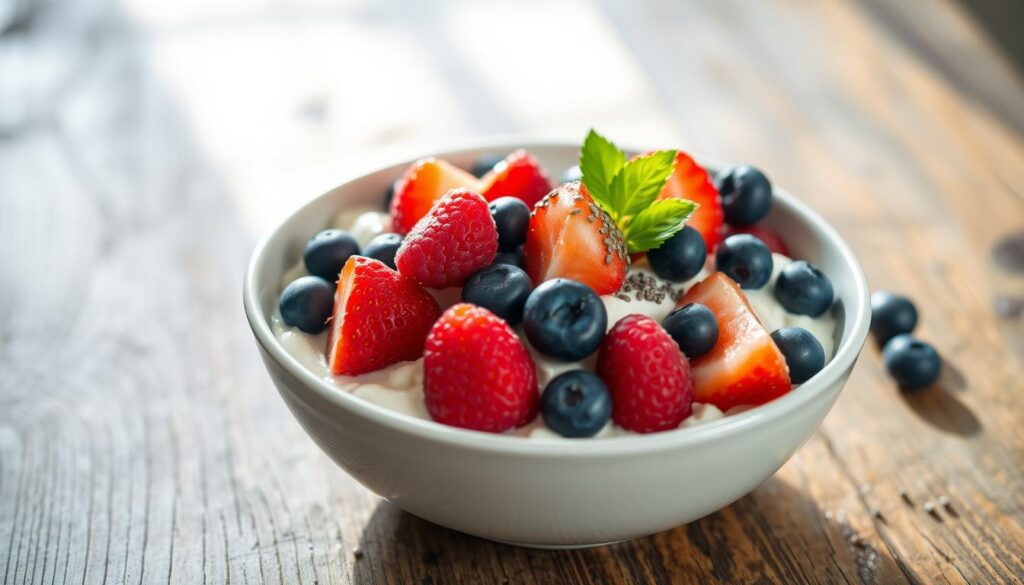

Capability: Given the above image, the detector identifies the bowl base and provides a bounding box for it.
[491,537,631,550]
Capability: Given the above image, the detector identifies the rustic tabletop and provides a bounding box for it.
[2,0,1023,583]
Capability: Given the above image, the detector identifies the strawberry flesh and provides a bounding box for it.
[389,158,479,235]
[659,151,725,250]
[479,149,552,208]
[679,272,791,410]
[327,256,441,375]
[523,181,627,296]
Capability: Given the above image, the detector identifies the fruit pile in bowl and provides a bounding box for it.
[243,133,870,546]
[272,131,840,438]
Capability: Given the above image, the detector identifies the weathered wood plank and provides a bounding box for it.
[1,0,1022,583]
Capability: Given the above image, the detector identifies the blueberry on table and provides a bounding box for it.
[662,303,719,358]
[541,370,612,438]
[304,229,360,281]
[489,196,531,251]
[279,276,335,333]
[870,291,918,345]
[492,248,525,268]
[470,153,506,178]
[770,327,825,384]
[561,165,582,184]
[523,278,607,361]
[715,165,773,226]
[461,264,533,325]
[773,260,834,317]
[883,334,941,391]
[647,225,707,282]
[715,234,773,289]
[362,232,403,270]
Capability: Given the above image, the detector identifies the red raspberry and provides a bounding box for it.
[424,303,538,432]
[395,189,498,288]
[597,314,694,433]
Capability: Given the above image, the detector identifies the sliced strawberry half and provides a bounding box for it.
[479,149,553,208]
[658,151,725,250]
[678,272,791,410]
[523,181,627,296]
[389,158,479,235]
[327,256,442,376]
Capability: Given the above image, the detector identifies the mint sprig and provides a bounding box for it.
[579,129,697,253]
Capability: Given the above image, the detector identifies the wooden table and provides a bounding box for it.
[2,0,1022,582]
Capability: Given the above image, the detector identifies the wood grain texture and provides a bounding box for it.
[1,0,1022,583]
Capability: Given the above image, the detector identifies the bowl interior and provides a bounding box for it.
[245,141,870,451]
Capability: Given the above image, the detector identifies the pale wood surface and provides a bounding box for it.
[2,0,1023,583]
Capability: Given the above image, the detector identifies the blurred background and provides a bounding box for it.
[2,0,1023,583]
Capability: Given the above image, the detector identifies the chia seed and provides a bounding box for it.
[619,272,682,304]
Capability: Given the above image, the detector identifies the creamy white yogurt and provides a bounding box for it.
[331,206,391,247]
[272,212,838,438]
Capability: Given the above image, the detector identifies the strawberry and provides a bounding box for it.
[658,151,725,250]
[724,225,790,256]
[679,273,791,410]
[523,181,628,295]
[395,189,498,288]
[478,149,553,208]
[596,314,694,433]
[423,303,539,432]
[327,256,441,376]
[389,158,479,235]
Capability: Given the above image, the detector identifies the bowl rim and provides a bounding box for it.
[243,138,871,457]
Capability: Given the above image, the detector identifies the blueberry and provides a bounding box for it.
[561,165,582,184]
[883,334,941,391]
[770,327,825,384]
[279,276,334,333]
[461,264,533,325]
[715,234,773,289]
[383,181,395,211]
[493,248,525,268]
[304,229,360,281]
[470,153,505,178]
[523,279,607,361]
[774,260,834,317]
[870,291,918,345]
[662,303,719,358]
[489,197,531,251]
[647,225,707,282]
[716,165,773,226]
[541,370,612,438]
[362,233,403,270]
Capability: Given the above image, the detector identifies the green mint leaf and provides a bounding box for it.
[579,129,625,214]
[609,149,678,218]
[624,198,698,253]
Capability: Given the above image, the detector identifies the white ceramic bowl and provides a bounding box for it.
[243,141,870,548]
